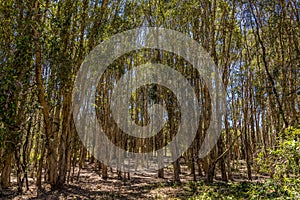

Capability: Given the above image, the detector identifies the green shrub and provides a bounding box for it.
[255,126,300,198]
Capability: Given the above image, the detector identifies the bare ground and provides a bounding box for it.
[1,163,268,200]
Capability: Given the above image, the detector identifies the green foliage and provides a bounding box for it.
[255,126,300,198]
[180,180,299,199]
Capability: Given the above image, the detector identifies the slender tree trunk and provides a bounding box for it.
[1,151,12,189]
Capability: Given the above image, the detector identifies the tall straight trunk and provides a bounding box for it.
[102,164,108,180]
[217,137,228,182]
[57,91,72,186]
[33,1,58,189]
[225,114,233,180]
[244,125,252,180]
[206,154,216,183]
[173,159,181,183]
[1,151,12,189]
[242,77,252,181]
[157,87,164,178]
[190,150,196,181]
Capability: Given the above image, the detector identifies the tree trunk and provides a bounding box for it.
[1,152,12,189]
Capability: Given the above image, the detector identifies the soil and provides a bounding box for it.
[0,163,266,200]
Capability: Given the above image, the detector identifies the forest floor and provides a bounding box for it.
[0,162,288,200]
